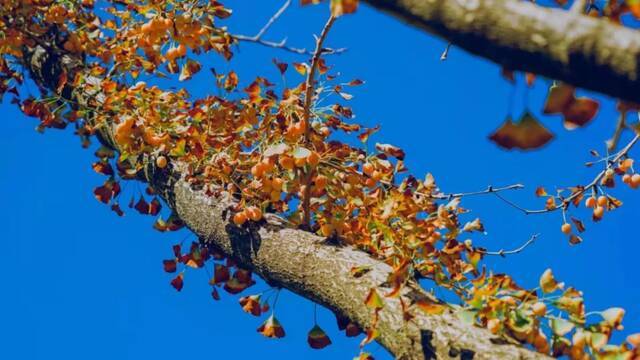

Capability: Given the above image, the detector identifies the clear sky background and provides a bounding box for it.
[1,1,639,359]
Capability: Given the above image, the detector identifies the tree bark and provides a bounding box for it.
[364,0,640,104]
[20,40,553,360]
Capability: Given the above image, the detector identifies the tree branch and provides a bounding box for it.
[20,44,551,360]
[363,0,640,103]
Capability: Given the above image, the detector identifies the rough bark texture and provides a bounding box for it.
[365,0,640,103]
[18,27,561,360]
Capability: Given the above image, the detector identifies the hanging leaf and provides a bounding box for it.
[360,328,379,347]
[239,295,262,316]
[364,288,384,310]
[549,317,574,336]
[562,97,599,130]
[257,314,285,338]
[601,307,625,328]
[539,268,563,293]
[489,113,553,150]
[543,83,575,114]
[170,273,184,291]
[307,325,332,349]
[375,143,405,160]
[163,259,177,273]
[330,0,359,16]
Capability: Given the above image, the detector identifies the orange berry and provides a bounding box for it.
[271,177,284,191]
[620,158,634,172]
[585,197,596,208]
[270,190,281,202]
[314,175,328,190]
[294,156,306,167]
[596,195,608,207]
[487,318,501,334]
[307,151,320,168]
[623,173,632,185]
[593,206,605,221]
[561,223,571,235]
[372,170,383,181]
[251,163,265,178]
[279,156,295,170]
[632,174,640,188]
[155,155,167,169]
[362,163,374,176]
[246,206,262,221]
[531,302,547,317]
[233,211,247,226]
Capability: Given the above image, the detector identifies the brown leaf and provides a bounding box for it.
[562,97,599,130]
[543,83,575,114]
[489,113,554,150]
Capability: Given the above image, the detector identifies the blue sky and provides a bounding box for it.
[1,1,638,359]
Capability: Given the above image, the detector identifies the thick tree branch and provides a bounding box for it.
[21,44,551,360]
[364,0,640,103]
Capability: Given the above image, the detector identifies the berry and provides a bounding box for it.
[156,155,167,169]
[585,197,596,208]
[233,211,247,225]
[246,206,262,221]
[593,206,605,221]
[597,195,608,207]
[561,223,571,234]
[532,302,547,317]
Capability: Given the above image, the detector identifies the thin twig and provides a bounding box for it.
[255,0,292,40]
[322,159,524,201]
[302,15,337,229]
[494,134,640,215]
[607,112,626,152]
[440,42,452,61]
[231,0,346,56]
[430,184,524,200]
[478,233,540,257]
[233,35,347,56]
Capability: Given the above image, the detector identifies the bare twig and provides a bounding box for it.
[232,0,346,56]
[255,0,292,40]
[440,42,452,61]
[606,112,626,152]
[478,233,540,257]
[430,183,524,200]
[302,15,337,229]
[494,134,640,215]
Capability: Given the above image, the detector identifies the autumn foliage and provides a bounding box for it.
[2,0,640,359]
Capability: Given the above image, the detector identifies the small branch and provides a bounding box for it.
[440,42,452,61]
[233,35,347,56]
[231,0,346,56]
[478,233,539,257]
[606,112,626,152]
[302,15,337,229]
[494,135,640,215]
[255,0,292,40]
[431,183,524,200]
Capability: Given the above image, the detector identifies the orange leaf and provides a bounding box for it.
[489,113,553,150]
[257,314,285,338]
[562,97,599,130]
